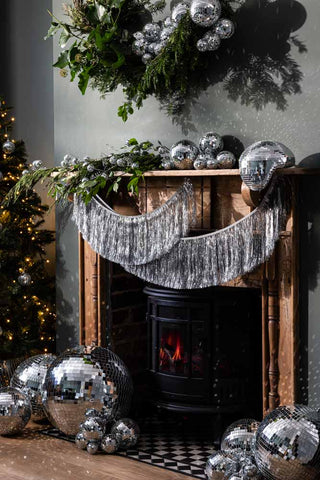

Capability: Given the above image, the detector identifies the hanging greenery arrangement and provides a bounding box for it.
[46,0,234,121]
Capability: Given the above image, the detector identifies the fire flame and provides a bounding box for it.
[172,335,182,362]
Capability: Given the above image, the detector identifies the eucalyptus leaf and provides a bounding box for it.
[53,51,69,68]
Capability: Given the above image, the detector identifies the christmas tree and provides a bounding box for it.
[0,97,55,358]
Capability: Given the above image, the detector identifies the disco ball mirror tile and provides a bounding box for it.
[254,405,320,480]
[221,418,260,453]
[43,346,133,436]
[0,387,31,435]
[10,354,56,420]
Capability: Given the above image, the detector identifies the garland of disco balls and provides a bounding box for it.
[121,178,290,289]
[72,180,195,265]
[132,0,234,65]
[46,0,235,121]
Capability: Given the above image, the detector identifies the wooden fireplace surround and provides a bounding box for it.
[78,168,318,415]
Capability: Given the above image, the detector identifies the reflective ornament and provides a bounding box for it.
[116,158,127,168]
[132,39,147,56]
[81,177,89,183]
[154,42,166,56]
[160,26,175,42]
[85,408,102,419]
[0,387,31,435]
[193,157,207,170]
[190,0,221,27]
[199,132,223,154]
[2,140,15,154]
[164,17,173,27]
[63,154,72,163]
[10,354,56,421]
[87,164,95,173]
[111,418,140,448]
[22,170,29,176]
[81,416,106,441]
[83,155,90,162]
[131,162,139,169]
[171,2,189,24]
[197,38,209,52]
[18,273,32,286]
[146,42,157,54]
[203,31,221,51]
[42,346,133,436]
[143,23,161,42]
[0,171,3,181]
[60,159,69,167]
[214,18,235,39]
[133,31,144,40]
[101,433,119,454]
[239,141,295,191]
[142,53,153,64]
[87,441,99,455]
[109,156,117,165]
[215,151,236,169]
[70,157,80,166]
[75,432,87,450]
[221,418,260,453]
[206,157,219,169]
[170,140,199,170]
[205,450,237,480]
[32,160,43,170]
[161,159,173,170]
[254,405,320,480]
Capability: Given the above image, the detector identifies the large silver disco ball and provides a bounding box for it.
[190,0,221,27]
[205,450,237,479]
[0,387,31,435]
[42,346,133,436]
[221,418,260,453]
[254,405,320,480]
[10,354,56,421]
[170,140,199,169]
[239,141,295,191]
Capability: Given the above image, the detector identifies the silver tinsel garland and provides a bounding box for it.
[122,179,290,289]
[72,180,195,265]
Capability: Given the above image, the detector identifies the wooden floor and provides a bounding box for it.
[0,423,190,480]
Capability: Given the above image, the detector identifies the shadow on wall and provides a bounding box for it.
[170,0,307,133]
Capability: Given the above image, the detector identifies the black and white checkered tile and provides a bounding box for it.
[40,416,215,479]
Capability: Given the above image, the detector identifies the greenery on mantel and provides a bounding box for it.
[4,139,163,206]
[46,0,234,121]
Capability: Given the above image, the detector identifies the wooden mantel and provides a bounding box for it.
[78,167,319,415]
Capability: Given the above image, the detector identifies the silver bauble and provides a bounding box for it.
[111,418,140,448]
[205,451,237,480]
[164,16,173,27]
[143,23,161,42]
[75,431,87,450]
[70,157,80,166]
[221,418,260,453]
[116,158,127,168]
[42,346,133,436]
[239,141,295,191]
[193,157,207,169]
[170,140,199,169]
[203,31,221,51]
[146,42,157,54]
[32,160,43,170]
[131,162,140,169]
[197,38,209,52]
[142,53,153,64]
[0,387,31,435]
[63,154,72,163]
[81,416,106,441]
[206,157,219,169]
[22,170,29,176]
[101,433,119,454]
[190,0,221,27]
[132,39,147,56]
[10,354,56,421]
[214,18,235,39]
[160,26,175,42]
[109,156,117,165]
[254,405,320,480]
[18,273,32,286]
[87,164,95,173]
[87,441,99,455]
[133,31,144,40]
[60,159,69,167]
[215,151,236,169]
[2,140,15,154]
[171,2,189,24]
[154,42,166,55]
[199,132,223,154]
[161,159,174,170]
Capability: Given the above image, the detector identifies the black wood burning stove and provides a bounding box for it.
[144,285,262,417]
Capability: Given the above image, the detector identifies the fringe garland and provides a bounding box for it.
[122,178,290,289]
[72,180,195,265]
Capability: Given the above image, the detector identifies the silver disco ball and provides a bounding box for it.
[254,405,320,480]
[205,450,237,479]
[199,132,224,154]
[215,151,236,169]
[239,141,295,191]
[221,418,260,453]
[170,140,199,169]
[0,387,31,435]
[190,0,221,27]
[10,354,56,421]
[111,418,140,448]
[42,346,133,436]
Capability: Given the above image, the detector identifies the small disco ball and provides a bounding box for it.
[32,160,43,170]
[101,433,119,454]
[202,31,221,51]
[171,2,189,24]
[143,23,160,42]
[10,354,56,421]
[239,140,295,191]
[254,405,320,480]
[81,416,106,441]
[199,132,224,154]
[214,18,235,39]
[17,273,32,286]
[194,156,207,170]
[190,0,221,27]
[221,418,260,453]
[205,451,237,480]
[215,151,236,169]
[2,140,15,154]
[0,387,31,435]
[170,140,199,170]
[42,346,133,436]
[111,418,140,448]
